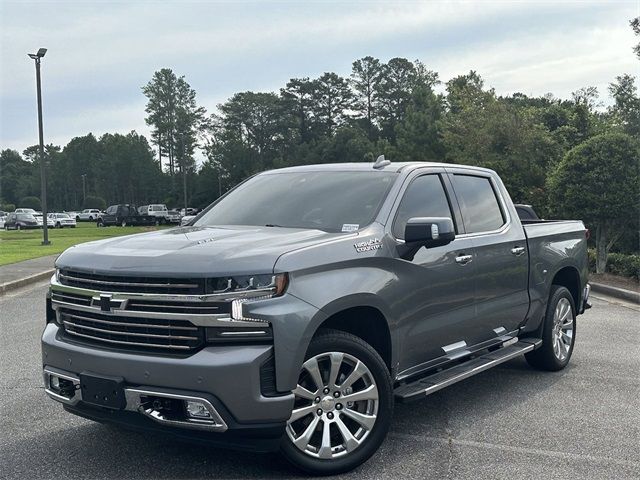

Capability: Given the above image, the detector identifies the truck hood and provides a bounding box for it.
[55,225,341,276]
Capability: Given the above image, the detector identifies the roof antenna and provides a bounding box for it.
[373,154,391,170]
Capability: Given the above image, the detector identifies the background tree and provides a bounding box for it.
[350,56,382,139]
[631,17,640,59]
[547,132,639,273]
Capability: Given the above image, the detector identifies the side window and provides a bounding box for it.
[393,174,454,239]
[452,175,505,233]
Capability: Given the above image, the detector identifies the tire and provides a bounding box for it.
[97,220,104,228]
[88,216,93,221]
[121,220,127,227]
[56,222,61,228]
[525,285,576,371]
[76,216,80,221]
[280,329,393,475]
[17,224,21,231]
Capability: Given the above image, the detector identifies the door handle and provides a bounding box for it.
[511,246,526,256]
[455,254,473,265]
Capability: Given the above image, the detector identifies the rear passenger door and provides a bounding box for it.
[448,169,529,337]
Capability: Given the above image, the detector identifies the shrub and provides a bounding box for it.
[588,249,640,280]
[83,195,106,210]
[0,203,16,212]
[19,196,41,210]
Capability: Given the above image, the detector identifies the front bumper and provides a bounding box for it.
[42,323,294,444]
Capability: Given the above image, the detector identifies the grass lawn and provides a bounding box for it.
[0,222,166,266]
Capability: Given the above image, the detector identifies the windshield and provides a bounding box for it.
[195,171,397,232]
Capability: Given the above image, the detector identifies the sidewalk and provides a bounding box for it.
[0,254,57,294]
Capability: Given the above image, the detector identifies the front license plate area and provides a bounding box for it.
[79,373,126,410]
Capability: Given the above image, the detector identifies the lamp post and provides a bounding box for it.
[81,174,87,205]
[28,47,50,245]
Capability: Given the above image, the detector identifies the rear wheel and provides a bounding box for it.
[97,220,104,228]
[280,329,393,475]
[56,222,61,228]
[525,285,576,371]
[17,224,21,231]
[121,220,127,227]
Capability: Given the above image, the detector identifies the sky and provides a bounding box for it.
[1,0,638,156]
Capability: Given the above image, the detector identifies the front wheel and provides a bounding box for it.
[525,285,576,371]
[280,329,393,475]
[121,220,127,227]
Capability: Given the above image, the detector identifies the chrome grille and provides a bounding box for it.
[58,269,206,295]
[59,308,204,351]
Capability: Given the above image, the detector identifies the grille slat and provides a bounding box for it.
[58,269,206,295]
[58,308,204,352]
[62,321,199,341]
[64,329,193,351]
[62,312,199,331]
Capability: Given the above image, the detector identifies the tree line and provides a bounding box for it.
[1,20,638,273]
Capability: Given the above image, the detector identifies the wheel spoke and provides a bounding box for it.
[327,352,343,390]
[293,415,319,450]
[317,419,333,459]
[303,357,324,392]
[341,384,378,404]
[341,407,376,430]
[289,404,317,423]
[338,360,367,390]
[561,332,572,344]
[335,416,360,452]
[293,384,316,401]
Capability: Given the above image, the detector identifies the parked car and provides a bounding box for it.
[34,212,55,228]
[4,212,39,230]
[43,161,590,475]
[0,214,6,229]
[180,207,198,216]
[138,204,169,224]
[48,213,77,228]
[180,214,196,226]
[15,208,37,215]
[166,209,182,224]
[76,209,103,221]
[97,204,156,227]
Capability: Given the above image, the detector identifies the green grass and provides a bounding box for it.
[0,222,165,266]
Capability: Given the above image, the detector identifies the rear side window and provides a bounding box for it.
[393,174,453,239]
[452,175,505,233]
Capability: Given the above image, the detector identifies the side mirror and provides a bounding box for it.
[404,217,455,247]
[398,217,455,260]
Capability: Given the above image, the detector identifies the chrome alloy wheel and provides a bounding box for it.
[552,297,573,361]
[286,352,379,459]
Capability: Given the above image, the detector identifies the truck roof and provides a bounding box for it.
[263,162,496,175]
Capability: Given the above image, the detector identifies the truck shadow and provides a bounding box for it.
[6,357,573,479]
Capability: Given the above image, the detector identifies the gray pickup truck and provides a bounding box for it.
[42,160,590,475]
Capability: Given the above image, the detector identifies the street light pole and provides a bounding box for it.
[81,174,87,205]
[28,48,49,245]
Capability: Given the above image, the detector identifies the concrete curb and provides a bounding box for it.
[591,282,640,304]
[0,269,55,295]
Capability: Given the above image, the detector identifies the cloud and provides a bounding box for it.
[1,0,637,154]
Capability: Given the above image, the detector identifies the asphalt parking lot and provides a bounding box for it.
[1,282,638,480]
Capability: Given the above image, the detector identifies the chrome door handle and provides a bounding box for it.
[455,254,473,265]
[511,246,526,256]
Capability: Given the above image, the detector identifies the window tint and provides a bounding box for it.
[196,171,397,232]
[393,175,453,239]
[452,175,505,233]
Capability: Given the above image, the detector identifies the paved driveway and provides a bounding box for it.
[1,283,638,479]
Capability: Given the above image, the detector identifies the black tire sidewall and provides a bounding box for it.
[280,329,393,475]
[531,285,577,370]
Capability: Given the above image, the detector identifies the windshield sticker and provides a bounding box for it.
[354,238,382,253]
[342,224,359,233]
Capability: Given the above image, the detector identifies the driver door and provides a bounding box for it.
[391,171,478,375]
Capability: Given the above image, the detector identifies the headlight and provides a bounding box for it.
[207,273,288,298]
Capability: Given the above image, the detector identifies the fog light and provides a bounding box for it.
[50,375,61,390]
[185,400,212,419]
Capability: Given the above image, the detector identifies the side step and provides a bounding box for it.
[394,338,542,402]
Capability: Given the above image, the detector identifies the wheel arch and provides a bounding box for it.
[316,305,392,374]
[551,266,581,309]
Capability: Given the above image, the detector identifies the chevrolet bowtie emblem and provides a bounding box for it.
[94,294,123,312]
